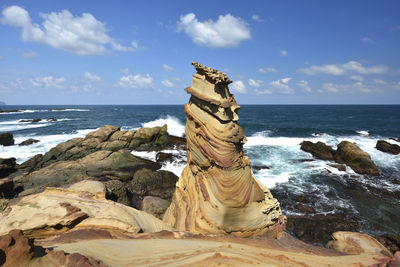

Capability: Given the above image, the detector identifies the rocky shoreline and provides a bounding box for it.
[1,63,399,266]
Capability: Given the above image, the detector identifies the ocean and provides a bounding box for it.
[1,105,399,236]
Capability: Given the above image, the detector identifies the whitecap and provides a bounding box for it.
[357,130,369,136]
[141,115,185,137]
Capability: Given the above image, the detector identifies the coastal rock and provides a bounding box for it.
[141,196,171,219]
[0,229,107,267]
[19,118,41,123]
[300,141,335,160]
[376,233,400,254]
[0,187,171,239]
[376,140,400,155]
[287,214,359,245]
[19,138,40,146]
[328,163,346,171]
[13,149,160,196]
[104,179,131,206]
[0,133,14,146]
[0,158,17,178]
[334,141,379,175]
[163,62,283,237]
[129,168,178,208]
[67,180,106,194]
[0,178,14,198]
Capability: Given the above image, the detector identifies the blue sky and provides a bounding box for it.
[0,0,399,104]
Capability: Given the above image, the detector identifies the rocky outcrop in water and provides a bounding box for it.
[163,62,284,237]
[19,138,40,146]
[300,140,380,175]
[0,133,14,146]
[376,140,400,155]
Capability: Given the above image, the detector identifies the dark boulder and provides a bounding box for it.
[0,158,17,178]
[104,179,131,206]
[287,214,359,245]
[19,139,39,146]
[141,196,171,219]
[0,133,14,146]
[334,141,379,176]
[376,234,400,254]
[328,164,346,171]
[0,178,14,198]
[19,118,41,123]
[128,168,178,208]
[376,140,400,155]
[300,141,335,160]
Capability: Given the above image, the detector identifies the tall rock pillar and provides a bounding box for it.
[163,62,285,237]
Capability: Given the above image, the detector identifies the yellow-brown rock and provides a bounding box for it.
[163,62,283,237]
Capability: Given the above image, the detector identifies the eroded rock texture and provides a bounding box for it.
[163,62,283,237]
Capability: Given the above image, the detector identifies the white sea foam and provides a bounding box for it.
[0,128,94,163]
[141,115,185,137]
[357,130,369,136]
[0,122,50,132]
[50,109,89,112]
[0,108,89,115]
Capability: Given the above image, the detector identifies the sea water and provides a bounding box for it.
[1,105,399,235]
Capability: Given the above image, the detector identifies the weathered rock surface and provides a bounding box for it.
[19,138,40,146]
[0,133,14,146]
[0,229,107,267]
[335,141,379,175]
[300,141,335,160]
[0,158,17,178]
[0,187,171,239]
[37,230,397,267]
[141,196,171,219]
[163,62,283,237]
[376,140,400,155]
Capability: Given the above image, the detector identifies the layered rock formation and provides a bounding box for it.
[163,62,283,237]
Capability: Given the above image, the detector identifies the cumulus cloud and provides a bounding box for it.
[177,13,251,48]
[162,79,174,87]
[350,75,363,81]
[301,61,388,75]
[29,76,66,88]
[251,14,262,22]
[248,79,263,87]
[21,50,37,58]
[297,80,312,92]
[230,80,246,93]
[280,50,288,56]
[116,74,154,88]
[163,64,174,72]
[270,77,293,94]
[321,82,373,93]
[259,67,277,73]
[83,72,101,81]
[1,5,138,55]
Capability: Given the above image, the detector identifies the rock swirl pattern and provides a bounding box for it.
[163,62,284,237]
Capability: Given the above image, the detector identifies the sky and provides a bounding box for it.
[0,0,399,105]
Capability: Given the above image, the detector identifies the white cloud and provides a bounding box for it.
[255,89,272,95]
[373,78,387,85]
[248,79,263,87]
[270,77,293,94]
[362,37,374,44]
[162,79,174,87]
[251,14,262,22]
[350,75,363,81]
[177,13,251,48]
[321,82,373,93]
[297,80,312,92]
[83,72,101,81]
[301,61,387,75]
[163,64,174,72]
[1,5,138,55]
[21,50,37,58]
[121,68,130,74]
[258,67,277,73]
[116,74,154,88]
[230,80,246,93]
[29,76,66,88]
[280,50,288,56]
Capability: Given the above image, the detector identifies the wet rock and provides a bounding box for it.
[287,214,359,245]
[19,138,40,146]
[328,164,346,171]
[104,179,131,206]
[300,141,335,160]
[389,137,400,143]
[19,118,41,123]
[0,158,17,178]
[376,234,400,254]
[291,158,315,163]
[251,165,271,171]
[376,140,400,155]
[0,178,14,198]
[334,141,379,176]
[47,118,57,122]
[0,133,14,146]
[294,204,316,214]
[156,152,174,163]
[141,196,171,219]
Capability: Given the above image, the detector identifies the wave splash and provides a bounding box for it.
[141,115,185,137]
